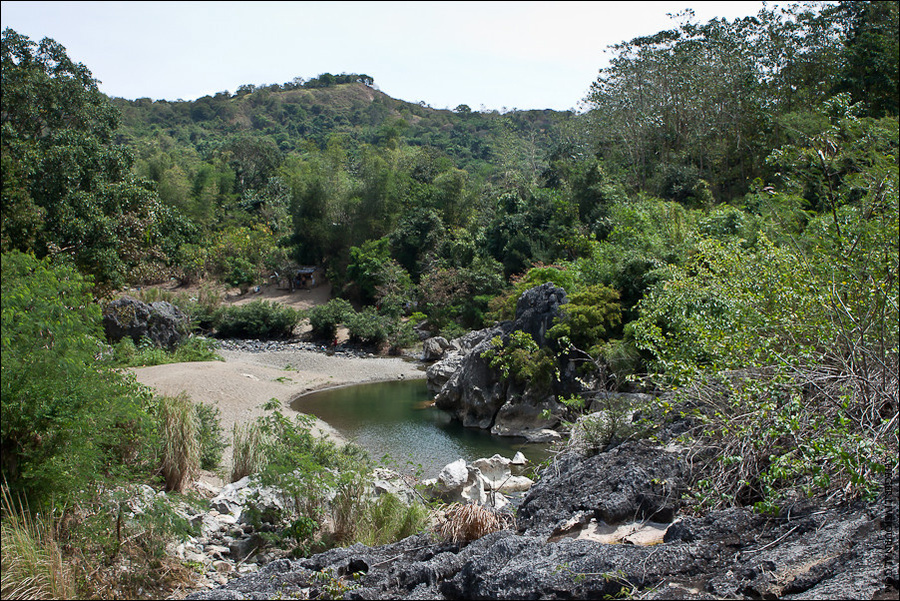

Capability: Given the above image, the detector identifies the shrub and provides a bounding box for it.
[345,307,390,346]
[195,403,226,471]
[547,284,623,355]
[307,298,353,340]
[2,252,155,504]
[355,492,430,547]
[481,331,558,392]
[230,422,268,483]
[109,335,222,367]
[157,394,200,493]
[214,300,302,339]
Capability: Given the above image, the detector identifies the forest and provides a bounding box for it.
[1,1,897,598]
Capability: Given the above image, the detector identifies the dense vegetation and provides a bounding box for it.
[1,1,897,597]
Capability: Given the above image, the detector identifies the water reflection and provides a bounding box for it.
[290,379,549,477]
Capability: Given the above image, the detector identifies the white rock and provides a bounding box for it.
[438,459,469,489]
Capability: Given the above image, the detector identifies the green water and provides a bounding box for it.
[290,379,549,478]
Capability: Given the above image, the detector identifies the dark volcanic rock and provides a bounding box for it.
[186,447,899,600]
[102,296,188,349]
[517,441,688,537]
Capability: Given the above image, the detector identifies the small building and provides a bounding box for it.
[294,266,324,290]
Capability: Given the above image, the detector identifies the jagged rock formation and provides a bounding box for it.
[427,283,581,438]
[102,295,189,349]
[186,441,898,600]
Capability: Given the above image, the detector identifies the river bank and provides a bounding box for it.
[131,342,427,475]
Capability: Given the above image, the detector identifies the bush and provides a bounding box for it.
[2,252,156,504]
[481,331,558,393]
[109,335,222,367]
[307,298,353,340]
[214,300,302,339]
[195,403,226,471]
[345,307,390,346]
[230,422,268,483]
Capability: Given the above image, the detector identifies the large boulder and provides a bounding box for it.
[429,283,577,435]
[103,295,189,349]
[516,441,687,538]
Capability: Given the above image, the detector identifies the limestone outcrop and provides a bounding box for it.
[186,441,898,600]
[427,283,584,437]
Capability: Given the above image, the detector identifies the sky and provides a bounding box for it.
[2,1,771,112]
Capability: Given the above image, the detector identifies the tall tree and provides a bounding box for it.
[1,28,172,287]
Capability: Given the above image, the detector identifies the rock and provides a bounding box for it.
[428,284,579,436]
[517,441,686,538]
[371,468,420,505]
[213,561,233,574]
[424,459,488,505]
[205,544,231,559]
[471,455,533,494]
[209,476,286,524]
[186,461,898,601]
[438,459,468,489]
[102,296,189,349]
[422,336,450,362]
[229,534,263,562]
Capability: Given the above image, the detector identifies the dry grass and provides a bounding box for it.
[0,486,75,600]
[436,502,515,543]
[159,393,201,492]
[230,422,268,482]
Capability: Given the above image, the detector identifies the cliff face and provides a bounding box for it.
[187,441,899,600]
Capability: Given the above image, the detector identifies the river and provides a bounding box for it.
[290,379,550,478]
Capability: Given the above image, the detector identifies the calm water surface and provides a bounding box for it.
[290,379,550,477]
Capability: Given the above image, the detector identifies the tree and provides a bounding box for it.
[833,1,899,117]
[1,252,154,503]
[1,28,171,287]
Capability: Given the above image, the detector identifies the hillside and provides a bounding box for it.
[110,79,573,175]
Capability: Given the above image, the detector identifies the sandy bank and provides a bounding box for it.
[131,348,427,471]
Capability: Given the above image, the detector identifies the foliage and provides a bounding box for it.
[481,331,559,393]
[1,252,155,504]
[214,300,302,339]
[562,394,649,456]
[195,402,226,471]
[230,422,268,483]
[1,29,179,289]
[108,334,222,367]
[547,284,623,355]
[345,306,391,346]
[487,264,577,322]
[307,298,353,340]
[244,400,371,554]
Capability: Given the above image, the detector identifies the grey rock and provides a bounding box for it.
[102,296,188,349]
[422,336,451,362]
[428,283,582,436]
[186,445,898,601]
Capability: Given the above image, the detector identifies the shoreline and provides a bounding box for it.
[131,347,428,473]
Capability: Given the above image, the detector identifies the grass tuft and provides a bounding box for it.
[0,486,74,600]
[158,394,200,492]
